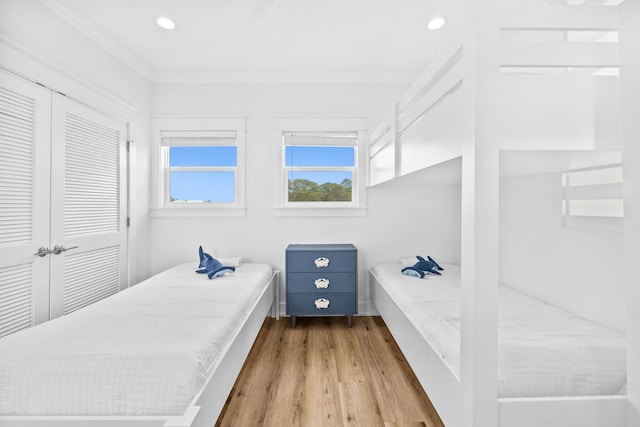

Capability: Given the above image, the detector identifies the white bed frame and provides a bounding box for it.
[370,270,628,427]
[0,271,279,427]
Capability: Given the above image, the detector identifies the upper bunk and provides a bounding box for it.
[368,0,623,187]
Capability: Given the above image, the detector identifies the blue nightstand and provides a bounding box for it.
[286,244,357,327]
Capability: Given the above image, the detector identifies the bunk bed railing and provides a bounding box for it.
[499,3,620,72]
[368,40,465,186]
[397,45,463,132]
[368,111,394,186]
[495,2,621,150]
[500,4,618,32]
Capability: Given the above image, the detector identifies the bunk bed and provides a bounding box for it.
[0,262,278,427]
[370,263,627,425]
[367,2,634,425]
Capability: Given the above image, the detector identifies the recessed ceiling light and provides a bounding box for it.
[426,16,446,31]
[156,16,176,30]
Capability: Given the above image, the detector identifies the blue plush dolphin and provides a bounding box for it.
[196,246,236,279]
[401,255,444,278]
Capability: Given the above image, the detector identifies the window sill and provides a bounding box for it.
[150,207,246,218]
[273,207,367,217]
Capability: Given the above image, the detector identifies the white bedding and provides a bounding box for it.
[370,262,627,398]
[0,262,273,416]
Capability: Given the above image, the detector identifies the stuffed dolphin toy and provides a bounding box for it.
[401,255,444,278]
[196,246,236,279]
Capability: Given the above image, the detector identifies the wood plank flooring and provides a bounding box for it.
[215,316,444,427]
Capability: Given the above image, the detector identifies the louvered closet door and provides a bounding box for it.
[0,70,52,337]
[49,94,127,319]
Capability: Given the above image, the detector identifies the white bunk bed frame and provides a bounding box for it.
[0,271,279,427]
[367,1,638,425]
[370,270,627,427]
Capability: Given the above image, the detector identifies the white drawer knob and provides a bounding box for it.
[314,298,330,309]
[314,257,330,268]
[314,278,330,289]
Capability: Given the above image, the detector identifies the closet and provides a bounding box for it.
[0,69,128,338]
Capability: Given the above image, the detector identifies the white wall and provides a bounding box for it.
[499,172,625,332]
[150,83,462,313]
[0,0,153,285]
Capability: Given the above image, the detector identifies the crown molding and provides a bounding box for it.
[152,69,419,85]
[40,0,155,83]
[0,36,138,119]
[37,0,420,86]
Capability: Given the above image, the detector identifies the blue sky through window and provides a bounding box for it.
[286,146,354,185]
[285,146,354,167]
[167,145,355,203]
[170,171,235,202]
[169,146,237,203]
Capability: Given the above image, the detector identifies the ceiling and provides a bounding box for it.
[43,0,456,84]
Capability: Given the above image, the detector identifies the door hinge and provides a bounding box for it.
[127,140,134,151]
[126,217,130,227]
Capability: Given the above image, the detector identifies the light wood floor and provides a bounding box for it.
[216,316,445,427]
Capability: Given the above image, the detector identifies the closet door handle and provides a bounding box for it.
[34,246,53,257]
[52,244,79,255]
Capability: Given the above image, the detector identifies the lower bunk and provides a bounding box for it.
[370,262,627,427]
[0,262,278,427]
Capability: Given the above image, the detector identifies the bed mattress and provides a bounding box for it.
[0,262,273,416]
[370,262,627,398]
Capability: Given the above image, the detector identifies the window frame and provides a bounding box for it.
[283,134,358,208]
[151,116,246,218]
[162,137,238,206]
[273,116,368,217]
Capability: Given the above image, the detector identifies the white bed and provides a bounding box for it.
[370,262,628,427]
[0,262,278,427]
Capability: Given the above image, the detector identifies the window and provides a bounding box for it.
[162,131,238,205]
[284,132,357,205]
[563,165,623,231]
[274,116,367,216]
[152,117,246,217]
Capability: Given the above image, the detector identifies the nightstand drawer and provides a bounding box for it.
[286,249,356,273]
[286,292,356,315]
[287,272,355,293]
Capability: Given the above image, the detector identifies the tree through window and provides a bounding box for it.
[283,133,357,205]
